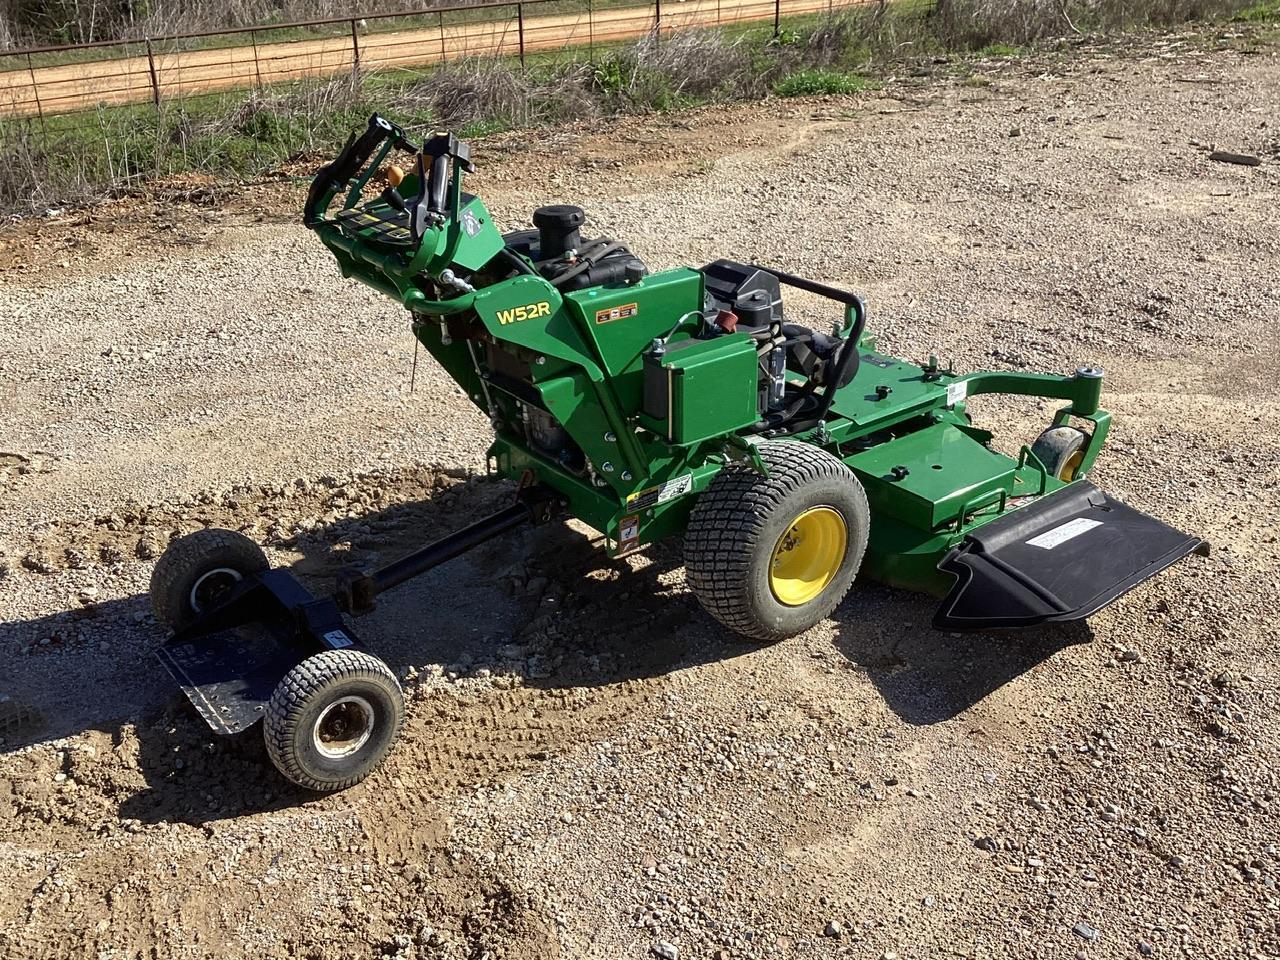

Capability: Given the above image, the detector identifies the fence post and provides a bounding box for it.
[654,0,661,40]
[144,37,160,110]
[588,0,594,56]
[438,11,447,64]
[517,2,526,67]
[773,0,781,35]
[350,17,361,76]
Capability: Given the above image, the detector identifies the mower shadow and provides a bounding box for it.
[0,480,758,826]
[0,591,323,822]
[830,583,1093,725]
[3,473,1091,823]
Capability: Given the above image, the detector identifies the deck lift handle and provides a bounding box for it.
[410,133,476,241]
[304,113,414,226]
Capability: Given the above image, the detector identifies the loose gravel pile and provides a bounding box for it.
[1,31,1278,960]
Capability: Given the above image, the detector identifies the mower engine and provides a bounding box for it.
[504,204,648,291]
[699,259,855,415]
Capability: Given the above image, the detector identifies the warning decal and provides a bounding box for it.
[617,514,641,554]
[595,302,639,324]
[323,630,354,648]
[626,473,693,512]
[1026,517,1102,550]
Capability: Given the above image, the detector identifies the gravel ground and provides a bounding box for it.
[1,30,1279,960]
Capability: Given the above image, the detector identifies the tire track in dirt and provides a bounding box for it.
[0,464,683,957]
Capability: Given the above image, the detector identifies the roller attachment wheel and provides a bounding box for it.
[1031,425,1090,482]
[684,440,870,642]
[264,650,405,792]
[149,528,269,629]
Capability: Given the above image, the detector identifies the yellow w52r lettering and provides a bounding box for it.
[497,301,552,325]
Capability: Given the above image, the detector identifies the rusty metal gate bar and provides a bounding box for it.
[250,29,264,88]
[518,2,526,66]
[24,51,47,134]
[0,0,867,123]
[144,37,160,108]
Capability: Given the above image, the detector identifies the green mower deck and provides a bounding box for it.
[151,116,1205,791]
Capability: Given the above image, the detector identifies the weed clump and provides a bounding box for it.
[773,68,871,96]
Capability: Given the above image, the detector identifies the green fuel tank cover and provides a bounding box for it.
[639,334,759,445]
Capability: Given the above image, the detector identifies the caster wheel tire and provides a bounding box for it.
[264,650,405,792]
[149,527,269,629]
[1031,425,1089,482]
[684,440,870,642]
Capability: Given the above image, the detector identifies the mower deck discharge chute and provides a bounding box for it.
[152,115,1205,790]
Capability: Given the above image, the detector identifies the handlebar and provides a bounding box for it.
[303,115,478,238]
[304,114,413,227]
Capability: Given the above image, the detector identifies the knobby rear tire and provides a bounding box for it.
[684,440,869,642]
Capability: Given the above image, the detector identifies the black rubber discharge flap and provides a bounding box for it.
[934,482,1206,631]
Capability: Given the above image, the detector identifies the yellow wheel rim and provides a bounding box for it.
[769,506,848,607]
[1060,450,1084,481]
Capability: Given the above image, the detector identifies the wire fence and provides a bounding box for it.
[0,0,867,122]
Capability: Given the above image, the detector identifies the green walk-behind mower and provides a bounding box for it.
[151,116,1206,791]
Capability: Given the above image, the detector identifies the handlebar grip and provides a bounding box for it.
[426,155,449,214]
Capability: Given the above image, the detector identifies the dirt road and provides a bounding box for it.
[0,0,840,119]
[1,33,1278,960]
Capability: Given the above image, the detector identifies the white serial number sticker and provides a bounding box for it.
[1026,517,1102,550]
[946,380,968,407]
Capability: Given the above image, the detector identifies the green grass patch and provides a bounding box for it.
[773,68,871,96]
[1236,0,1279,19]
[976,41,1020,55]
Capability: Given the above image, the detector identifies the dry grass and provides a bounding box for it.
[933,0,1255,46]
[599,29,769,106]
[403,59,602,128]
[0,0,1265,216]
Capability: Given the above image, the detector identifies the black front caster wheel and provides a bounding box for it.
[1031,425,1090,482]
[264,650,405,792]
[149,528,270,629]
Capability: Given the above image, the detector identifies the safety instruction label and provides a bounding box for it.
[595,302,638,324]
[1026,517,1101,550]
[626,473,693,512]
[946,380,968,407]
[323,630,354,648]
[617,514,641,554]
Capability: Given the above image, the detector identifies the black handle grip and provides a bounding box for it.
[426,155,449,214]
[759,266,863,308]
